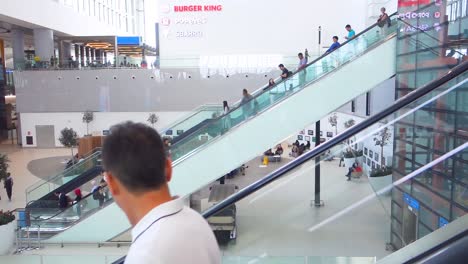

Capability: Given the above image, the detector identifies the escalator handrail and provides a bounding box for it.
[168,12,398,157]
[202,60,468,219]
[29,182,107,223]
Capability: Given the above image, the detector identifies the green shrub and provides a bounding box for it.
[0,210,15,226]
[370,166,393,177]
[343,149,363,158]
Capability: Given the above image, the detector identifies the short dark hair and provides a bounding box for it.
[298,53,303,56]
[333,36,339,40]
[102,121,167,193]
[278,64,284,68]
[345,24,351,28]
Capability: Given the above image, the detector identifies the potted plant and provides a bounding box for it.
[0,153,9,183]
[369,166,393,195]
[0,210,15,254]
[147,113,159,128]
[59,127,79,164]
[82,110,94,136]
[328,113,338,136]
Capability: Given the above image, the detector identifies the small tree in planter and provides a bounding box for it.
[0,154,10,183]
[369,166,393,196]
[82,110,94,136]
[59,128,79,163]
[147,113,159,128]
[328,113,338,136]
[374,124,392,167]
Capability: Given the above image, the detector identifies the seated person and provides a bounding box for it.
[275,144,284,155]
[290,145,299,157]
[345,162,361,181]
[264,148,274,156]
[293,140,300,147]
[298,143,305,155]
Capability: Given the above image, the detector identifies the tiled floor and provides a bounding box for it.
[0,144,72,212]
[1,144,392,262]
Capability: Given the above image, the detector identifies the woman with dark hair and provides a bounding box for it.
[223,100,231,130]
[264,78,276,91]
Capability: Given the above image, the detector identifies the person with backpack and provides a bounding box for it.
[4,173,13,201]
[92,179,107,207]
[377,7,390,37]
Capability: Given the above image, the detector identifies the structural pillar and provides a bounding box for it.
[314,121,324,207]
[80,45,85,67]
[85,46,90,66]
[12,29,25,69]
[33,28,54,61]
[74,44,80,63]
[91,48,96,63]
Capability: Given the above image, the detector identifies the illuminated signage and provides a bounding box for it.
[174,5,223,12]
[398,0,430,7]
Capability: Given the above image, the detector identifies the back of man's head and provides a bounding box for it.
[278,63,284,68]
[333,36,339,41]
[102,121,167,194]
[345,24,351,29]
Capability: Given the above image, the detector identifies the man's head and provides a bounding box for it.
[333,36,339,42]
[278,63,285,70]
[345,25,352,31]
[243,88,248,96]
[298,53,304,59]
[102,122,171,215]
[381,7,386,13]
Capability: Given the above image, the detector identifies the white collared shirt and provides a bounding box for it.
[125,197,221,264]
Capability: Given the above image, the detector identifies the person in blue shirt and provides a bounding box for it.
[344,24,356,40]
[326,36,341,53]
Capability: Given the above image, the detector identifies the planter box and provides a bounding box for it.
[368,174,392,196]
[0,221,15,255]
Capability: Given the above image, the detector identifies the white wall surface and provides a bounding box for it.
[20,111,189,148]
[0,0,128,36]
[157,0,372,57]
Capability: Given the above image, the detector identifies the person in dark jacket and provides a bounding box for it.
[55,191,69,209]
[4,173,13,201]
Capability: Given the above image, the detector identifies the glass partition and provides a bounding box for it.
[169,17,398,161]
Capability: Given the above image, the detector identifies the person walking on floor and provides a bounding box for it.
[4,173,13,201]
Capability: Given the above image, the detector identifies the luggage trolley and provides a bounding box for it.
[206,184,237,245]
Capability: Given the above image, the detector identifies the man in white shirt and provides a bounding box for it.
[102,122,221,264]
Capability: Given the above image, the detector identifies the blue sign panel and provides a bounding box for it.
[439,217,449,228]
[117,36,141,45]
[403,193,420,210]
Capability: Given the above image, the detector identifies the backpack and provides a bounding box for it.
[92,186,101,200]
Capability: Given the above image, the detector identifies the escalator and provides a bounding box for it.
[112,59,468,264]
[32,13,405,242]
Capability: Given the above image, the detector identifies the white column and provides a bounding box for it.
[33,28,54,61]
[12,29,25,69]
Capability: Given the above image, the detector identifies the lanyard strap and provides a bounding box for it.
[132,208,183,243]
